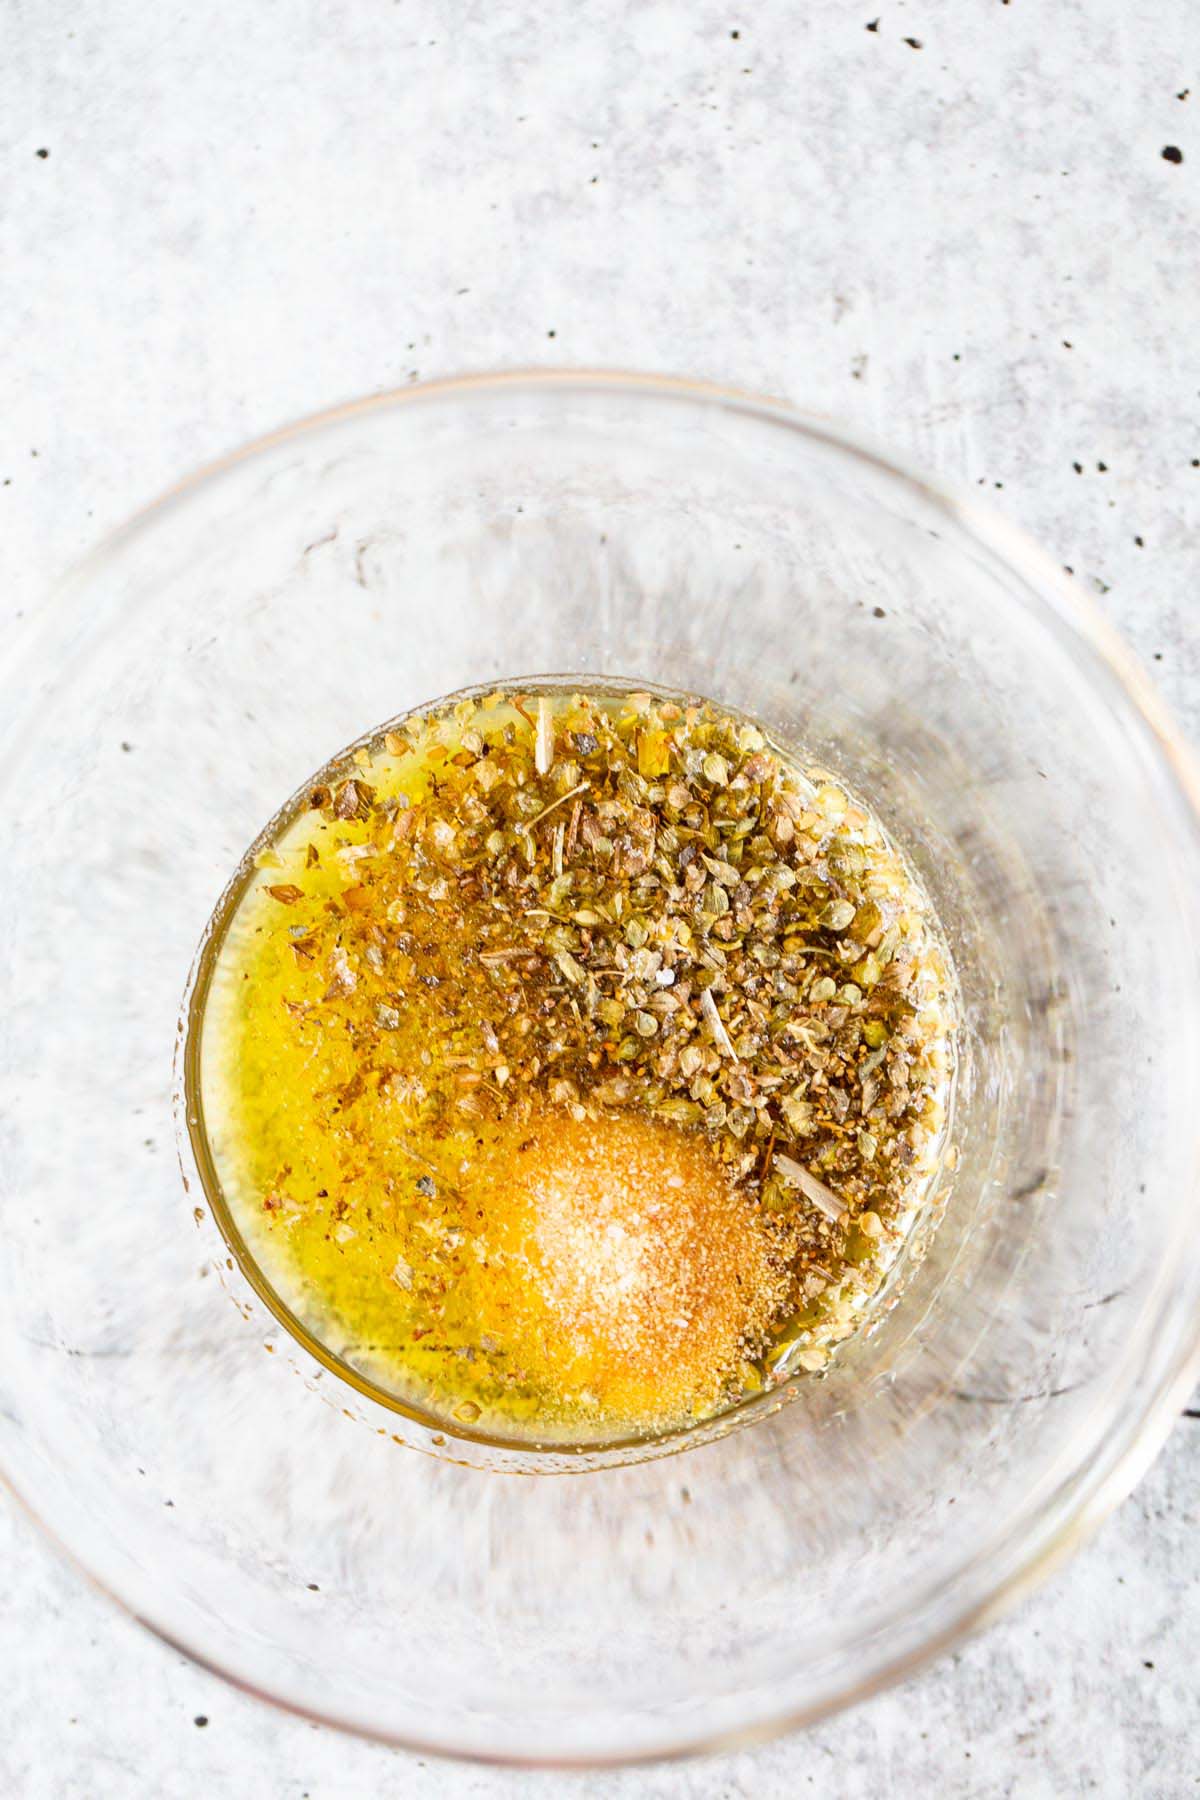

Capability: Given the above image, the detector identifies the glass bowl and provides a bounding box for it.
[1,371,1198,1766]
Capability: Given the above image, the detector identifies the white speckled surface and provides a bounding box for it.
[2,2,1197,1793]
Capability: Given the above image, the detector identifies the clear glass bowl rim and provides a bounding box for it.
[6,367,1200,1767]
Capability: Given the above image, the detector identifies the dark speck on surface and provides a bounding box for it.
[1179,90,1191,101]
[194,1715,209,1728]
[1073,461,1083,473]
[730,28,740,38]
[1097,460,1108,471]
[1134,535,1145,547]
[120,740,133,752]
[1143,1660,1155,1670]
[865,17,879,29]
[903,36,922,49]
[35,147,49,158]
[1162,145,1184,164]
[872,606,886,618]
[307,1582,319,1591]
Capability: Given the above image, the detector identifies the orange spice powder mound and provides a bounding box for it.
[478,1106,791,1427]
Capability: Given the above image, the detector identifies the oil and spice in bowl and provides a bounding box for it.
[190,683,957,1446]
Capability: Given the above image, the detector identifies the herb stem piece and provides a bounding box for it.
[700,987,739,1061]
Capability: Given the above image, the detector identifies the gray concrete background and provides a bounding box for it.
[1,1,1196,1793]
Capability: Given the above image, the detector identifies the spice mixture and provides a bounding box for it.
[197,685,956,1442]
